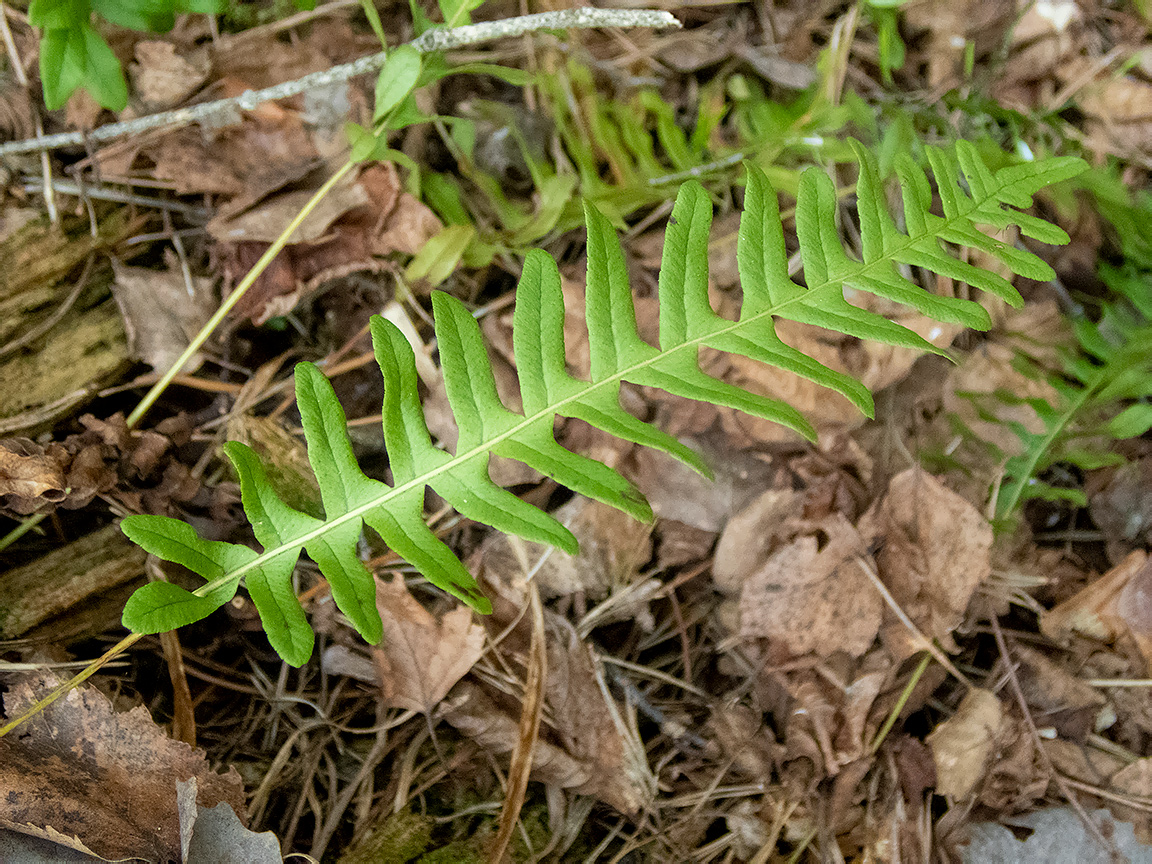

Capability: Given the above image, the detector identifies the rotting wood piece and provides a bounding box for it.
[0,524,147,637]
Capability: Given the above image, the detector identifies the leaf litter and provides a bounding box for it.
[3,0,1152,860]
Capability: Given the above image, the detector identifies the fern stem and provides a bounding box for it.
[125,161,356,430]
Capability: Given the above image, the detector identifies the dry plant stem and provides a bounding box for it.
[0,631,144,737]
[856,554,974,690]
[0,8,681,157]
[125,161,355,429]
[148,558,196,746]
[868,650,932,755]
[988,613,1122,861]
[489,582,546,864]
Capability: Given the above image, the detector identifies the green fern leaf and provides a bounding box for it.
[121,140,1085,665]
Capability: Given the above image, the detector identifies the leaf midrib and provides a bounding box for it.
[193,175,1009,599]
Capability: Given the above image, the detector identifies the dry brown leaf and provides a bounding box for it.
[481,495,652,599]
[110,257,215,373]
[371,574,485,713]
[438,618,651,815]
[629,434,775,532]
[0,438,67,515]
[1042,551,1152,672]
[130,41,209,111]
[858,468,993,658]
[738,514,882,658]
[713,488,803,593]
[1090,458,1152,563]
[212,163,441,324]
[1108,758,1152,842]
[0,672,244,862]
[927,687,1004,799]
[1012,644,1106,741]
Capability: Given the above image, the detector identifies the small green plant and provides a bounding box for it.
[117,139,1085,665]
[30,0,223,110]
[967,264,1152,522]
[958,168,1152,522]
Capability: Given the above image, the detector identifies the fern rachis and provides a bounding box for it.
[121,139,1086,665]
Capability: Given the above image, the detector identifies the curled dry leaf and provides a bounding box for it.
[0,437,67,515]
[738,514,882,658]
[211,163,441,325]
[713,488,803,594]
[0,672,244,862]
[1011,644,1106,742]
[439,622,650,815]
[1090,458,1152,563]
[371,574,486,714]
[858,468,993,659]
[1042,550,1152,673]
[927,688,1004,800]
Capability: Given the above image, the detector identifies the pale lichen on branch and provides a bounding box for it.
[0,8,680,157]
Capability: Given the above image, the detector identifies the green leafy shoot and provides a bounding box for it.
[120,140,1085,666]
[30,0,220,110]
[978,262,1152,520]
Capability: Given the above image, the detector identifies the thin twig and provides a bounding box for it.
[989,613,1124,863]
[0,8,680,157]
[856,554,974,690]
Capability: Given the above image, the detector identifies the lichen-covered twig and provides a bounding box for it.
[0,8,680,157]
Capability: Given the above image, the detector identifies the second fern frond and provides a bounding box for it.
[120,140,1085,665]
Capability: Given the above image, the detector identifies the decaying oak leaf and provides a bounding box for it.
[858,468,993,659]
[371,574,486,714]
[130,41,209,111]
[713,488,803,594]
[927,688,1005,800]
[738,514,882,658]
[0,672,244,862]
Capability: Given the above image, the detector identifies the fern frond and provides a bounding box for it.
[121,140,1085,665]
[988,263,1152,520]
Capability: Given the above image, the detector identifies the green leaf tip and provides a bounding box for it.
[119,138,1080,665]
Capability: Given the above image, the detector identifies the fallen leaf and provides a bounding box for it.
[177,779,281,864]
[0,437,67,515]
[130,41,209,111]
[481,495,652,599]
[1090,458,1152,563]
[927,687,1004,799]
[1012,644,1106,741]
[738,514,882,658]
[1042,551,1152,672]
[713,488,803,593]
[0,672,245,862]
[110,257,215,374]
[371,574,485,713]
[857,468,993,658]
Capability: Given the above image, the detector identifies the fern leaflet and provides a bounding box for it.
[121,140,1085,665]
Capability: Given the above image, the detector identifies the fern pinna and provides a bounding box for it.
[121,140,1085,665]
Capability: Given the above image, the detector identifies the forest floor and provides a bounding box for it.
[2,0,1152,861]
